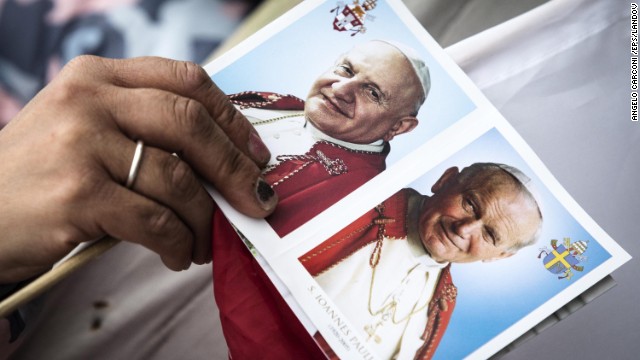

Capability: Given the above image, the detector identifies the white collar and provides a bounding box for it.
[306,120,385,153]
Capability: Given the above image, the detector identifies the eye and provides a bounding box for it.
[367,86,381,103]
[463,197,476,215]
[335,64,353,77]
[483,227,497,246]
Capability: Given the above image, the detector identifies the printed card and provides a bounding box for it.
[204,1,631,359]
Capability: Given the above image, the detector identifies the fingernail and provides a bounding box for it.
[183,258,192,271]
[247,131,271,165]
[255,178,277,211]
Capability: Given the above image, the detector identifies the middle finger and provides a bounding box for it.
[104,136,213,265]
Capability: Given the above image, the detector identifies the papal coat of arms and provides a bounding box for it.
[331,0,377,36]
[538,237,589,280]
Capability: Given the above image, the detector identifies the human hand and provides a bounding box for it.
[0,56,276,283]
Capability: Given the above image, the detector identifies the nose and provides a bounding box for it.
[452,217,482,239]
[332,78,356,103]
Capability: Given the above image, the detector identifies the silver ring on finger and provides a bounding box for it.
[126,140,145,188]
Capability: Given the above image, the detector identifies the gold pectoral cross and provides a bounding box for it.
[364,322,383,344]
[364,303,394,344]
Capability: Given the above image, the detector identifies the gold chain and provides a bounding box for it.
[250,113,304,126]
[367,263,430,325]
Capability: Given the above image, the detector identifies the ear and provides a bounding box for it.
[382,116,418,142]
[481,251,516,263]
[431,167,459,194]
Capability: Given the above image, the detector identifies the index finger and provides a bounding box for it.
[102,86,277,218]
[105,56,271,167]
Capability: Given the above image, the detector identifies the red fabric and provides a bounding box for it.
[212,210,327,360]
[415,266,456,360]
[265,141,388,237]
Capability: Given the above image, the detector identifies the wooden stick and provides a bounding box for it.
[0,237,121,318]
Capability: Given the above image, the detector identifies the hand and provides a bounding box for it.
[0,56,277,283]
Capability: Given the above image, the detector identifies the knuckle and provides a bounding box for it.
[64,55,98,71]
[51,56,107,106]
[214,146,255,181]
[163,154,200,201]
[213,102,236,127]
[211,98,240,127]
[171,95,212,139]
[145,207,192,264]
[61,55,106,82]
[56,119,86,145]
[210,102,252,142]
[174,60,211,92]
[49,74,84,105]
[173,96,200,124]
[147,206,181,238]
[51,119,101,158]
[51,225,84,248]
[53,168,99,206]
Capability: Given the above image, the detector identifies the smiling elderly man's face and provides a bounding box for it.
[418,166,542,264]
[304,41,422,144]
